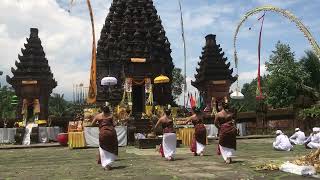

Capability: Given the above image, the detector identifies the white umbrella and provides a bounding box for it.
[230,90,244,100]
[101,76,117,86]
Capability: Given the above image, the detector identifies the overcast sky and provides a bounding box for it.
[1,0,319,105]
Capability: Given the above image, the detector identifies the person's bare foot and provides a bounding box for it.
[104,165,112,170]
[225,158,231,164]
[199,152,204,156]
[168,156,174,161]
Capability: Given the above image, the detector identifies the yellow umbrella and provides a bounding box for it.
[154,75,170,84]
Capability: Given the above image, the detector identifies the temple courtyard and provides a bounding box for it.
[0,138,314,180]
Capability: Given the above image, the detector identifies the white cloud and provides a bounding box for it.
[239,64,267,81]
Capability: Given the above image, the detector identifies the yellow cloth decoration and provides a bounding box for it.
[18,122,24,127]
[35,120,47,125]
[145,105,153,117]
[171,107,178,118]
[154,75,170,84]
[176,128,208,146]
[68,132,86,149]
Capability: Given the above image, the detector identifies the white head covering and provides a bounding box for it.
[105,101,110,106]
[276,130,283,135]
[295,128,300,132]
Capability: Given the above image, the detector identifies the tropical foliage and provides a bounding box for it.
[235,42,319,111]
[48,93,71,118]
[0,86,16,120]
[299,104,320,120]
[265,41,310,108]
[171,67,184,101]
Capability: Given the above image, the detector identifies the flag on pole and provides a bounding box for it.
[86,0,97,104]
[256,12,265,100]
[178,0,187,108]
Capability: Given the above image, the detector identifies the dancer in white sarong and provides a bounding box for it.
[289,128,306,145]
[273,130,293,151]
[92,105,118,170]
[154,108,176,161]
[186,107,207,156]
[214,101,237,164]
[305,128,320,149]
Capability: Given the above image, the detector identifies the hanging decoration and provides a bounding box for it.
[125,78,132,93]
[211,97,218,116]
[256,12,266,100]
[124,78,132,106]
[233,5,320,98]
[234,5,320,69]
[68,0,97,104]
[146,85,154,106]
[145,78,152,93]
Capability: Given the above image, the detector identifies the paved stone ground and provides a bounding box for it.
[0,138,315,180]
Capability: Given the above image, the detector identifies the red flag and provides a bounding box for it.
[190,94,196,108]
[256,12,265,100]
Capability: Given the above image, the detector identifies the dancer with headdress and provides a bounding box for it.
[186,107,207,156]
[92,105,118,170]
[214,99,237,164]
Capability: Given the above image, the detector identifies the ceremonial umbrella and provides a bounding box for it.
[230,90,244,100]
[154,75,170,84]
[101,76,117,86]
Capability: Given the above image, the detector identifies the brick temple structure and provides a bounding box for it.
[192,34,237,108]
[96,0,174,114]
[6,28,57,122]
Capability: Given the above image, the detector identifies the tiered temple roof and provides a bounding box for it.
[96,0,174,104]
[192,34,236,90]
[7,28,57,89]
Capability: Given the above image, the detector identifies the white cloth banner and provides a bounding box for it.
[38,127,61,143]
[0,128,16,144]
[84,126,127,147]
[205,123,246,138]
[205,124,218,138]
[237,123,246,136]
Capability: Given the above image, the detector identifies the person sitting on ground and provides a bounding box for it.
[273,130,293,151]
[304,127,320,149]
[289,128,306,145]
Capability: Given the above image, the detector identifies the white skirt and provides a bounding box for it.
[163,133,177,159]
[196,141,205,154]
[99,147,117,167]
[307,142,320,149]
[219,145,235,161]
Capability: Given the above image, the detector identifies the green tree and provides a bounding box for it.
[171,68,184,101]
[0,86,16,127]
[300,50,320,91]
[49,93,70,118]
[230,76,267,112]
[265,41,309,108]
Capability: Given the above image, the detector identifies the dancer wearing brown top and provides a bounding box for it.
[92,105,118,170]
[154,109,176,161]
[214,102,237,164]
[186,107,207,156]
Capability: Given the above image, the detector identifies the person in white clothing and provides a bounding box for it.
[305,128,320,149]
[289,128,306,145]
[273,130,293,151]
